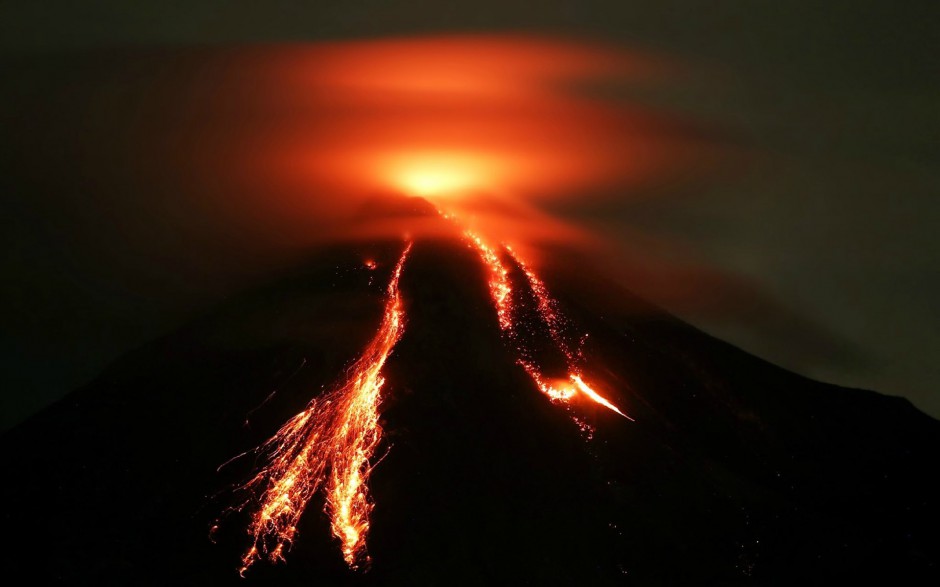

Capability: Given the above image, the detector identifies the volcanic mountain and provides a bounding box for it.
[3,195,938,585]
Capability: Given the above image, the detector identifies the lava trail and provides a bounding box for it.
[233,241,412,574]
[465,231,632,421]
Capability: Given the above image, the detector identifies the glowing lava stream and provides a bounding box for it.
[235,241,412,575]
[465,230,632,421]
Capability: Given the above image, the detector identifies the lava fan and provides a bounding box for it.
[227,242,412,573]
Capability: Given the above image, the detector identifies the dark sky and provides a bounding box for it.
[2,0,938,428]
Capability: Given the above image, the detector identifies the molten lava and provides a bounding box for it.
[507,245,633,420]
[464,229,632,422]
[468,232,514,331]
[225,225,632,574]
[234,241,412,574]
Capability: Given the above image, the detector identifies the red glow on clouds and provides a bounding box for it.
[137,35,723,320]
[240,36,688,209]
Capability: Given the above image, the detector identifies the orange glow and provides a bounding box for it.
[222,35,688,216]
[235,241,412,574]
[147,36,711,282]
[388,152,494,198]
[103,35,721,328]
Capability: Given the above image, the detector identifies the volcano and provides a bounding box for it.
[3,195,938,585]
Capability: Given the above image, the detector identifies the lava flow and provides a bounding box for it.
[465,229,632,422]
[233,241,412,574]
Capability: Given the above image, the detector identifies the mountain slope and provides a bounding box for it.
[4,214,938,584]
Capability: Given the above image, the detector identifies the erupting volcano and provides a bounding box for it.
[3,37,939,585]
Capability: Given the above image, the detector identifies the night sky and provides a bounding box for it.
[2,0,938,429]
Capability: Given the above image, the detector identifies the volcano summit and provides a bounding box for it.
[3,195,939,584]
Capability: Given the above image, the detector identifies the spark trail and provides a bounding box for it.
[465,230,632,421]
[233,241,412,574]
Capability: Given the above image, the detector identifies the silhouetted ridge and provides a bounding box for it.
[352,193,437,221]
[3,234,938,585]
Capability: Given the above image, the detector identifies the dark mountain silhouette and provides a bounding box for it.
[3,196,938,585]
